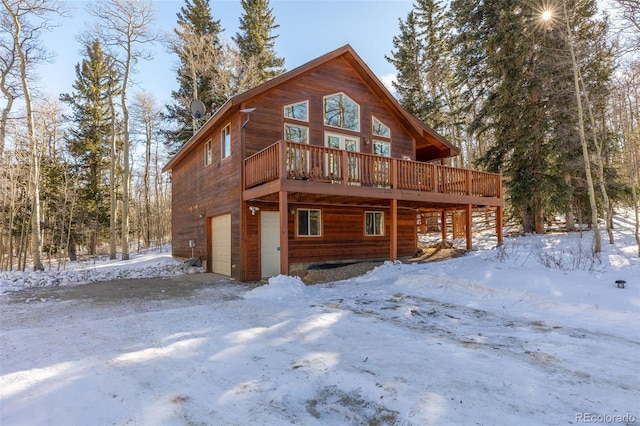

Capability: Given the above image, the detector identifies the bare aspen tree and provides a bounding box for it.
[576,67,615,245]
[108,77,119,259]
[104,64,120,260]
[33,97,63,266]
[545,2,602,252]
[88,0,159,260]
[0,8,20,160]
[2,0,66,270]
[618,67,640,255]
[615,0,640,33]
[132,91,161,248]
[0,18,19,267]
[165,23,231,130]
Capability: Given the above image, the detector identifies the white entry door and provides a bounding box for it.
[211,214,231,276]
[261,211,281,278]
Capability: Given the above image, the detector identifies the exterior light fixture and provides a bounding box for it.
[240,107,257,129]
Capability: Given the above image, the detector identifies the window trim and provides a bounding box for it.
[365,211,385,236]
[204,140,212,166]
[323,92,360,132]
[221,123,231,160]
[284,100,309,122]
[296,208,322,237]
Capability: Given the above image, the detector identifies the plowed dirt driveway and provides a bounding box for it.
[2,273,254,305]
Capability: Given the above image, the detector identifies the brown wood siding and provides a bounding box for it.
[243,56,415,160]
[242,200,265,281]
[288,205,416,264]
[240,203,415,280]
[170,117,245,279]
[169,51,462,281]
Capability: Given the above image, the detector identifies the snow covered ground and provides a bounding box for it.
[1,216,639,425]
[0,247,202,293]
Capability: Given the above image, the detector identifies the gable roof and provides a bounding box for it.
[163,44,458,172]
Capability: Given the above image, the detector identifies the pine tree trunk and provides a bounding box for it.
[520,207,535,234]
[564,170,576,231]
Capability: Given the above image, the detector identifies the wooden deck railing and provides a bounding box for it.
[244,140,501,198]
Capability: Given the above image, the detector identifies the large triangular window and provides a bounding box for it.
[323,92,360,132]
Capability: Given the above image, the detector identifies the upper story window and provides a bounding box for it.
[284,101,308,122]
[324,92,359,132]
[221,124,231,159]
[372,116,390,138]
[204,140,212,166]
[285,124,309,143]
[373,140,390,157]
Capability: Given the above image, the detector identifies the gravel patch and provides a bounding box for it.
[292,245,467,284]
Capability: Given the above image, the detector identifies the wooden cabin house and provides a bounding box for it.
[163,45,503,281]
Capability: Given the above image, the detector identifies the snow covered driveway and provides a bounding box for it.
[1,251,638,426]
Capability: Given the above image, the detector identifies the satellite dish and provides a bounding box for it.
[190,99,206,119]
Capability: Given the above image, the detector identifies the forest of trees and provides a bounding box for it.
[1,0,638,271]
[0,0,284,271]
[387,0,639,253]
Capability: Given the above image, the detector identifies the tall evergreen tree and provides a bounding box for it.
[450,0,611,234]
[233,0,285,89]
[387,1,465,164]
[60,39,118,254]
[164,0,225,154]
[387,11,427,118]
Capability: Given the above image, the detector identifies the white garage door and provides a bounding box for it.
[211,214,231,276]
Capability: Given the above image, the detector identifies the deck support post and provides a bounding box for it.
[441,210,447,242]
[279,191,289,275]
[390,199,398,261]
[496,205,504,246]
[465,204,473,250]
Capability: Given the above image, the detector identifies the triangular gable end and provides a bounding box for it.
[163,44,458,172]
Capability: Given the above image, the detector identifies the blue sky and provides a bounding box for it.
[37,0,414,106]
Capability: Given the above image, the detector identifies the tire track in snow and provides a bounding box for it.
[327,292,639,393]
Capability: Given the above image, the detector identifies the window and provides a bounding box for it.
[284,124,309,143]
[324,92,359,131]
[373,140,391,187]
[325,133,359,151]
[285,124,309,175]
[297,209,321,237]
[204,141,212,166]
[373,140,390,157]
[221,124,231,159]
[372,116,391,138]
[325,132,359,182]
[365,211,385,236]
[284,101,308,122]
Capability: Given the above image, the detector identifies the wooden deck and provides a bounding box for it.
[244,140,502,207]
